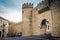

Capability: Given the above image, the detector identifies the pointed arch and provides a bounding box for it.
[40,19,47,29]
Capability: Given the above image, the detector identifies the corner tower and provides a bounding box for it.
[22,3,33,36]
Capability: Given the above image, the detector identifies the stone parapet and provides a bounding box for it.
[22,3,33,9]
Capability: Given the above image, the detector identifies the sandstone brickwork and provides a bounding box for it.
[22,3,33,36]
[8,0,60,37]
[22,0,60,37]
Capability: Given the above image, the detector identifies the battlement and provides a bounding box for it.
[22,3,33,9]
[36,0,53,13]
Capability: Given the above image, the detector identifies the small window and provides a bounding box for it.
[48,25,49,30]
[3,24,6,27]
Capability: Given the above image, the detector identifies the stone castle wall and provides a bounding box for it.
[22,3,33,36]
[9,0,60,37]
[50,1,60,37]
[32,9,52,35]
[32,0,60,37]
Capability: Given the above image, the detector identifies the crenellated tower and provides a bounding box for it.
[22,3,33,9]
[22,3,33,36]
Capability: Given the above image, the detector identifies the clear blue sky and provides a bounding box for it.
[0,0,42,23]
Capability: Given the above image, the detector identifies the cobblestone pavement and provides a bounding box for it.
[0,34,60,40]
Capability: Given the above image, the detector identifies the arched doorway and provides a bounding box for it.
[40,19,51,34]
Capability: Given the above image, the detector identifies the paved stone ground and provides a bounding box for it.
[0,34,60,40]
[0,37,49,40]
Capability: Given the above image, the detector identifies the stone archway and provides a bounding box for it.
[40,19,51,34]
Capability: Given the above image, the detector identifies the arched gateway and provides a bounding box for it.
[40,19,51,34]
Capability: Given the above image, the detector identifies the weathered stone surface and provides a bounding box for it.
[9,0,60,37]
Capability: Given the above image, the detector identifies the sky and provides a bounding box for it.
[0,0,42,23]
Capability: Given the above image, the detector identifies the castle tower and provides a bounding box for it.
[22,3,33,36]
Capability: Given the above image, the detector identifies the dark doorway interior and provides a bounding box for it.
[41,19,47,29]
[0,31,1,37]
